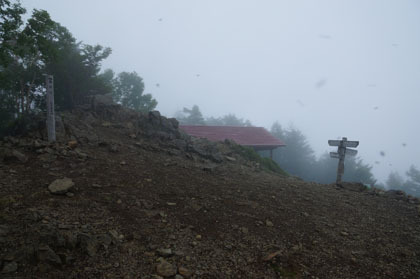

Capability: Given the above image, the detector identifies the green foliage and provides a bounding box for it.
[0,3,114,117]
[206,113,252,126]
[386,171,404,189]
[407,165,420,184]
[0,2,159,137]
[178,105,205,125]
[271,123,317,180]
[386,166,420,197]
[0,0,26,66]
[342,157,377,186]
[112,71,157,112]
[177,105,252,127]
[232,144,288,176]
[269,263,298,278]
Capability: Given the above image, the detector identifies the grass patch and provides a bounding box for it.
[232,144,288,176]
[270,264,298,278]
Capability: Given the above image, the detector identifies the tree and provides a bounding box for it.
[0,0,26,67]
[386,171,404,190]
[112,71,157,112]
[406,165,420,184]
[206,114,252,127]
[0,3,115,136]
[310,152,338,183]
[177,105,205,125]
[270,124,317,180]
[342,157,376,186]
[270,122,377,185]
[402,166,420,197]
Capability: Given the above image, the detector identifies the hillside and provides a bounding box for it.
[1,97,420,279]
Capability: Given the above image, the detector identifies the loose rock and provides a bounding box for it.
[48,178,75,195]
[178,267,192,278]
[1,261,18,273]
[156,259,177,277]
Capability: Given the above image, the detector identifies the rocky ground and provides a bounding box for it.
[1,98,420,278]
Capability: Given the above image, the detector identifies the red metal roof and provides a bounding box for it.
[180,125,286,148]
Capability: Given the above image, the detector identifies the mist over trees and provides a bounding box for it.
[176,106,377,186]
[386,166,420,197]
[0,1,157,136]
[270,122,317,181]
[269,122,377,186]
[177,105,252,127]
[2,1,418,196]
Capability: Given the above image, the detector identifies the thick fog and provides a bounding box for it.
[22,0,420,183]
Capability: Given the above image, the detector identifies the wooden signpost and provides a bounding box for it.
[45,75,56,142]
[328,137,359,184]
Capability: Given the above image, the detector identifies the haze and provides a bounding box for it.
[21,0,420,183]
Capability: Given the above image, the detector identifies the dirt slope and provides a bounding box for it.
[1,100,420,278]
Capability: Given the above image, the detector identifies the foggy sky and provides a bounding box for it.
[22,0,420,183]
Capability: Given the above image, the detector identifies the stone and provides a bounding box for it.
[265,220,274,227]
[75,148,88,159]
[62,231,78,249]
[48,178,74,195]
[225,156,236,162]
[0,225,10,236]
[58,224,72,230]
[109,230,120,240]
[178,267,192,278]
[263,251,282,262]
[109,145,119,153]
[340,231,349,236]
[156,260,177,277]
[67,140,78,149]
[78,233,98,257]
[96,233,112,249]
[0,148,27,163]
[175,275,184,279]
[157,248,173,257]
[12,149,27,163]
[91,94,115,107]
[1,261,17,273]
[37,245,62,265]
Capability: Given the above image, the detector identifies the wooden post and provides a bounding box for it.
[269,148,273,160]
[336,138,346,184]
[328,137,359,185]
[46,75,56,142]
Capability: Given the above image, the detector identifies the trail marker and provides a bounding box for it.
[328,137,359,184]
[45,75,56,142]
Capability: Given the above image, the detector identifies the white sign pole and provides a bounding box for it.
[46,75,56,142]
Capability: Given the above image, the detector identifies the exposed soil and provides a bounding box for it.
[1,102,419,278]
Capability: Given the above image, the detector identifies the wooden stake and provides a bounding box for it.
[46,75,56,142]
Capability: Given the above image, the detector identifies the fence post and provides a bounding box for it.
[46,75,56,142]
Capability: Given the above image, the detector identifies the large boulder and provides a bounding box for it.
[91,94,115,108]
